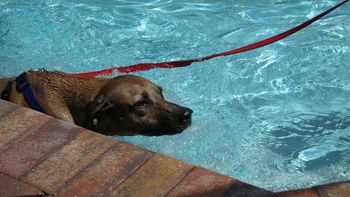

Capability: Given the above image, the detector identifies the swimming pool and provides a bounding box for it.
[1,0,349,192]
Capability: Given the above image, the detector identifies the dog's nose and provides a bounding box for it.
[181,109,193,122]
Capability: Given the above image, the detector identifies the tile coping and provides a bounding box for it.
[0,99,349,197]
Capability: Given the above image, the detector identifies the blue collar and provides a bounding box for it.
[1,72,47,114]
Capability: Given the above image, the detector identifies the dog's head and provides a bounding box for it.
[85,75,192,136]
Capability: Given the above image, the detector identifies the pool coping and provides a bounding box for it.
[0,99,349,197]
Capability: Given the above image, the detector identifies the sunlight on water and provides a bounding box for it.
[1,0,350,191]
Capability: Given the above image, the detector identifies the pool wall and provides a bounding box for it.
[0,99,349,197]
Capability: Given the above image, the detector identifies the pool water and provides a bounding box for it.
[1,0,349,191]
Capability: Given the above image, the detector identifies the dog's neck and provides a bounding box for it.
[28,71,108,110]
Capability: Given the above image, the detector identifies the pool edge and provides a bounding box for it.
[0,99,348,197]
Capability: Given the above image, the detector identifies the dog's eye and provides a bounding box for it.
[134,98,152,107]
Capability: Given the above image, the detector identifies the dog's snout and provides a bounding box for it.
[181,108,193,122]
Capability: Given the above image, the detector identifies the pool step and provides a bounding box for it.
[0,99,349,197]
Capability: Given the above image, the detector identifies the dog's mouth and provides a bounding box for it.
[150,119,192,136]
[95,115,192,136]
[112,120,191,136]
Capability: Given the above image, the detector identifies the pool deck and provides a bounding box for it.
[0,99,349,197]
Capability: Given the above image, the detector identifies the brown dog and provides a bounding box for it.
[0,71,192,136]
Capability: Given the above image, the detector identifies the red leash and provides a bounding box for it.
[73,0,349,78]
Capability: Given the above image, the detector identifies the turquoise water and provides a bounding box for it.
[1,0,350,191]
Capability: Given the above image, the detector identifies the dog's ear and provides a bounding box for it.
[84,94,113,128]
